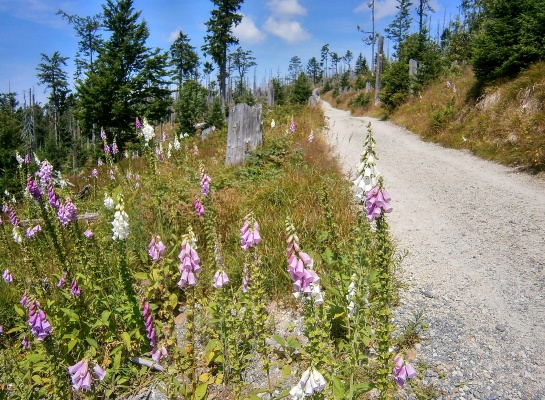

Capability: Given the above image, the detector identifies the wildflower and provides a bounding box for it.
[193,145,199,155]
[36,160,53,187]
[213,270,229,289]
[142,121,155,143]
[24,154,30,164]
[148,235,165,261]
[27,176,43,201]
[194,196,204,216]
[21,336,30,349]
[289,116,296,133]
[5,204,19,227]
[84,229,94,238]
[15,151,24,167]
[20,294,29,308]
[289,367,326,398]
[173,136,181,150]
[57,273,67,288]
[91,169,98,178]
[48,185,60,209]
[104,195,115,210]
[12,228,22,244]
[100,128,106,140]
[2,269,12,283]
[26,225,42,239]
[57,197,78,227]
[109,169,115,181]
[27,302,52,341]
[112,140,118,155]
[136,117,142,129]
[0,325,3,334]
[151,346,168,363]
[103,143,111,155]
[308,130,314,142]
[271,119,275,128]
[393,355,416,387]
[68,359,92,391]
[177,234,201,288]
[240,214,262,250]
[111,203,129,240]
[93,364,106,381]
[167,142,172,158]
[97,159,103,167]
[200,170,212,196]
[71,280,81,296]
[141,297,157,346]
[365,186,392,222]
[134,183,140,189]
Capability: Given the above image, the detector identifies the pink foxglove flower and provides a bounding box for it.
[100,129,106,140]
[84,229,94,238]
[194,196,204,216]
[112,140,118,155]
[20,294,29,308]
[109,169,115,181]
[151,346,168,363]
[242,267,249,293]
[200,171,212,196]
[103,143,111,155]
[240,214,262,250]
[365,186,392,222]
[97,159,103,167]
[68,359,92,391]
[26,225,42,239]
[148,235,165,261]
[57,272,67,288]
[91,169,98,178]
[57,197,77,227]
[136,117,142,129]
[289,116,296,133]
[27,302,52,341]
[36,160,53,187]
[393,355,416,387]
[21,336,30,349]
[71,280,81,296]
[27,176,43,201]
[2,269,12,283]
[48,184,60,210]
[93,364,106,381]
[308,130,314,142]
[177,236,201,288]
[141,297,156,347]
[213,270,229,289]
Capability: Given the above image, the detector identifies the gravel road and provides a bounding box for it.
[321,100,545,400]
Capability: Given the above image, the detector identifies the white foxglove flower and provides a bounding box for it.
[289,384,304,399]
[15,152,24,168]
[310,368,326,392]
[142,122,155,143]
[112,207,129,240]
[173,137,181,150]
[12,228,22,244]
[271,119,275,128]
[104,195,115,210]
[292,367,326,398]
[167,142,172,158]
[311,283,324,305]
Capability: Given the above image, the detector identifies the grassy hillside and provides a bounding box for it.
[322,62,545,173]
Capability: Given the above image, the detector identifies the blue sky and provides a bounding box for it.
[0,0,461,104]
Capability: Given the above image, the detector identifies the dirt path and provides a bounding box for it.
[321,100,545,399]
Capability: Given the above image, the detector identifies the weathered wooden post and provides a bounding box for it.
[374,35,384,105]
[225,103,263,166]
[268,81,274,106]
[365,81,371,93]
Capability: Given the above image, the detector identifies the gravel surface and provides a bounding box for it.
[321,100,545,399]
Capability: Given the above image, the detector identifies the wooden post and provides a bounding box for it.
[225,103,263,166]
[374,35,384,105]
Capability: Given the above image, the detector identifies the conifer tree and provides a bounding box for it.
[170,31,200,90]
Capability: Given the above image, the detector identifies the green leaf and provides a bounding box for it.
[86,337,99,349]
[281,364,291,379]
[331,375,346,399]
[193,382,208,400]
[120,331,131,351]
[14,304,25,317]
[273,334,287,347]
[67,339,78,352]
[317,230,329,242]
[274,390,290,399]
[113,351,121,370]
[133,272,149,280]
[60,308,80,321]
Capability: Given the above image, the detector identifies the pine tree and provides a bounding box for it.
[306,57,322,85]
[228,47,256,97]
[384,0,413,56]
[170,31,200,90]
[202,0,244,104]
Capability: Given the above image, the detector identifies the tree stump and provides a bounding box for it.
[225,103,263,166]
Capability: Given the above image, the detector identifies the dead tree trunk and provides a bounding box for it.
[374,35,384,105]
[225,103,263,166]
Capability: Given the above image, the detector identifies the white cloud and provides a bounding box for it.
[354,0,399,21]
[263,16,310,44]
[267,0,307,17]
[168,30,180,43]
[233,14,266,44]
[0,0,73,28]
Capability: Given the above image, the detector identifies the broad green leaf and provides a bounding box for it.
[113,351,121,370]
[121,331,131,350]
[331,375,346,399]
[273,334,287,347]
[281,364,291,379]
[193,382,208,400]
[86,337,99,349]
[101,310,111,325]
[133,272,149,280]
[14,304,25,317]
[67,339,78,352]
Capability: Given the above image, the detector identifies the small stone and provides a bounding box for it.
[495,324,506,332]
